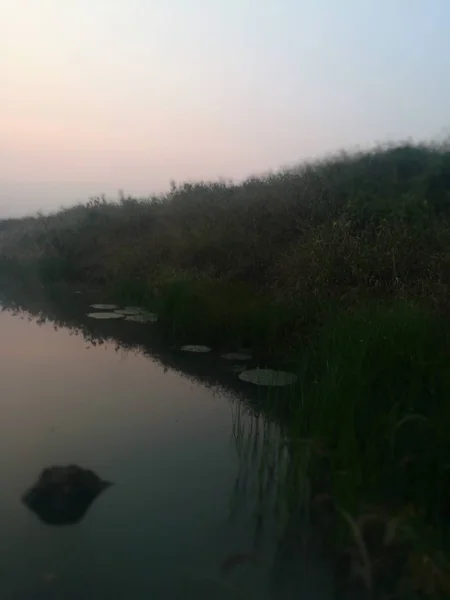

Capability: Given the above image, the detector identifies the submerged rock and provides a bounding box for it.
[22,465,113,525]
[86,312,124,320]
[89,304,118,310]
[238,368,298,386]
[180,345,212,353]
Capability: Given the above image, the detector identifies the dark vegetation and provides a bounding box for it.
[2,141,450,597]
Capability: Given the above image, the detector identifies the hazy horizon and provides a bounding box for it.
[3,0,450,217]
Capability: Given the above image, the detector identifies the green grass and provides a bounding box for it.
[2,140,450,596]
[231,303,450,597]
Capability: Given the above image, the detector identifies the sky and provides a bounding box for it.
[2,0,450,217]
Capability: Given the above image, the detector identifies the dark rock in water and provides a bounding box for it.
[21,465,113,525]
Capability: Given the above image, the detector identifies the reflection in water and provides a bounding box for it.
[229,402,328,598]
[0,284,333,599]
[22,465,113,525]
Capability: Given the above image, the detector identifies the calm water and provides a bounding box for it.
[0,299,333,599]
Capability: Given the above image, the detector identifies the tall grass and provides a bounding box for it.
[231,303,450,597]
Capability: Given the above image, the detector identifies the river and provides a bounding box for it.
[0,287,334,599]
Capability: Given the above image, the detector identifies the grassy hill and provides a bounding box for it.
[1,141,450,349]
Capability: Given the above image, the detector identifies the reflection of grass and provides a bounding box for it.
[231,304,450,598]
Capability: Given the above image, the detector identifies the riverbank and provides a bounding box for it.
[2,141,450,596]
[1,143,450,352]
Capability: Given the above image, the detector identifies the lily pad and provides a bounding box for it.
[141,311,158,320]
[221,352,252,361]
[89,304,118,310]
[114,308,142,315]
[125,313,158,323]
[238,368,297,386]
[86,312,124,320]
[180,345,212,353]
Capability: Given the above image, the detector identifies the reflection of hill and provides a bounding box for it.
[0,280,267,409]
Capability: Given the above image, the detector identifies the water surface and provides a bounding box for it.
[0,299,333,599]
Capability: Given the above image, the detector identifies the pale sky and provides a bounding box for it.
[2,0,450,216]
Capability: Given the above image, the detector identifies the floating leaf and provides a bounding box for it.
[89,304,118,310]
[125,314,158,323]
[181,345,212,353]
[114,308,143,315]
[221,352,252,361]
[238,368,297,386]
[86,312,124,319]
